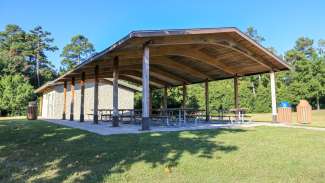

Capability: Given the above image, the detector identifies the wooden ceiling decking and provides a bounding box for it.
[49,27,290,89]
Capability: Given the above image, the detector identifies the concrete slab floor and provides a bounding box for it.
[41,119,325,136]
[42,118,262,135]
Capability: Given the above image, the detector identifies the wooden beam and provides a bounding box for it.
[154,57,211,80]
[120,70,173,86]
[147,39,272,69]
[80,72,85,122]
[163,86,168,114]
[185,49,235,75]
[225,41,273,71]
[119,67,185,85]
[70,77,75,121]
[122,74,164,88]
[93,65,99,124]
[144,45,236,75]
[112,57,119,127]
[142,45,150,130]
[205,80,209,121]
[119,75,161,88]
[72,66,182,83]
[150,66,190,84]
[110,40,273,71]
[116,57,210,80]
[79,65,190,86]
[62,81,67,120]
[270,71,277,122]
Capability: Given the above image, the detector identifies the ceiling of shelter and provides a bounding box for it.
[54,28,290,89]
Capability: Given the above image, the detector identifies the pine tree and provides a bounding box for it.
[28,26,58,87]
[60,34,95,73]
[0,24,30,76]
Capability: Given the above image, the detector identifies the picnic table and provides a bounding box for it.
[89,108,251,125]
[229,108,248,123]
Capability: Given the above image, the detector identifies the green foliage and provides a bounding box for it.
[245,26,265,43]
[0,75,34,115]
[0,24,29,76]
[27,26,58,87]
[0,24,58,115]
[60,34,95,73]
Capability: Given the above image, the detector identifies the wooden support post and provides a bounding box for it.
[182,84,187,108]
[80,72,85,122]
[234,75,239,115]
[93,65,99,124]
[62,81,67,120]
[234,75,239,120]
[39,95,43,117]
[69,77,75,121]
[234,76,239,109]
[142,45,150,130]
[112,57,119,127]
[270,71,277,122]
[163,87,168,114]
[205,80,209,121]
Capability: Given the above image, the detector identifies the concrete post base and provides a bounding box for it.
[93,114,98,124]
[272,115,277,123]
[80,114,84,122]
[141,117,150,130]
[112,116,119,127]
[69,114,74,121]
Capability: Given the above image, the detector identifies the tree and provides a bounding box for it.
[294,37,315,58]
[245,26,267,98]
[245,26,265,43]
[28,26,58,87]
[0,75,34,116]
[0,24,30,76]
[60,34,95,73]
[284,37,325,109]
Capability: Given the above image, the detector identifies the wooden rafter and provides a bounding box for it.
[109,39,273,71]
[119,74,163,88]
[119,70,174,86]
[154,57,211,80]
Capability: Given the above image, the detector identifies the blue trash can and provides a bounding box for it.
[279,101,290,108]
[278,101,292,123]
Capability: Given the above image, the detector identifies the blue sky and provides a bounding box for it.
[1,0,325,70]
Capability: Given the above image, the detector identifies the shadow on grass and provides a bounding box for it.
[0,120,246,183]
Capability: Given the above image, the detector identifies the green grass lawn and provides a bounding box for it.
[251,110,325,127]
[1,120,325,183]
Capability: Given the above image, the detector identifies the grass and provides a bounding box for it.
[1,120,325,182]
[251,110,325,127]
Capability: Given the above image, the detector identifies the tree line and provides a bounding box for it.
[0,24,95,115]
[0,24,324,116]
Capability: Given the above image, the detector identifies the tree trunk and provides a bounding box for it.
[317,96,320,110]
[36,54,40,87]
[36,41,41,87]
[251,82,256,96]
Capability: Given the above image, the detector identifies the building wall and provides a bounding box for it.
[41,80,135,120]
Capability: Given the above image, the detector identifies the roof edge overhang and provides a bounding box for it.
[35,27,291,93]
[35,78,141,94]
